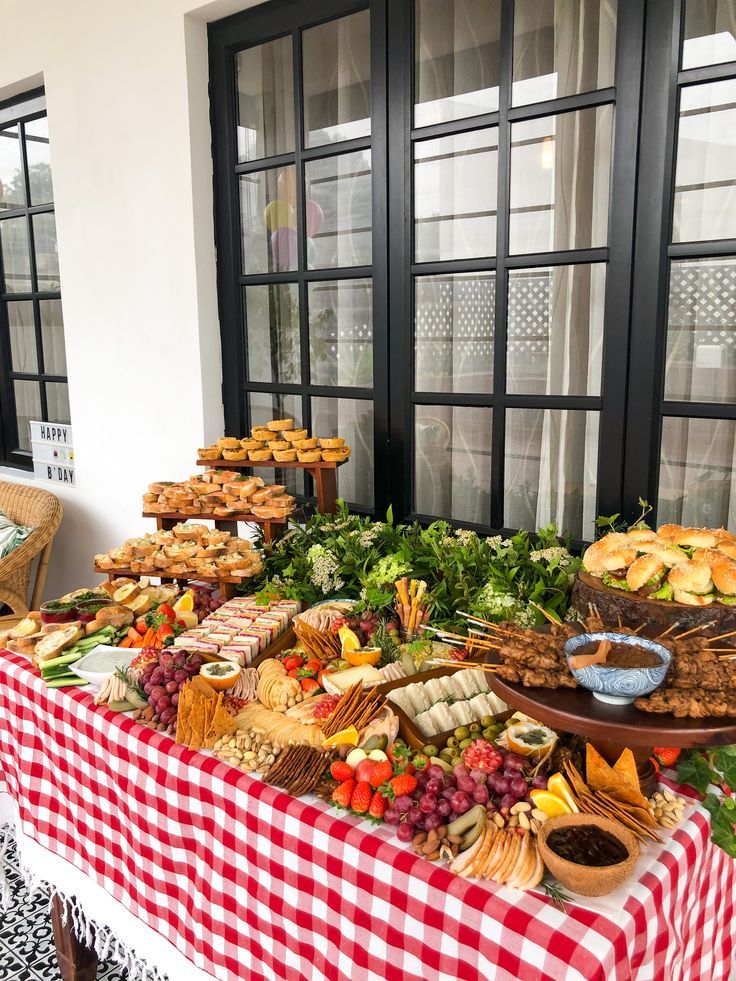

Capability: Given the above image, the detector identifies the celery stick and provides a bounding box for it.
[46,676,90,688]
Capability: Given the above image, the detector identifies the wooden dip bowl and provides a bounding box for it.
[537,813,638,897]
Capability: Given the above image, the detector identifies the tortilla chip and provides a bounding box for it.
[613,749,639,792]
[192,675,216,699]
[586,744,648,809]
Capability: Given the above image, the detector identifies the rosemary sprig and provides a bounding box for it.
[115,666,145,701]
[542,877,574,913]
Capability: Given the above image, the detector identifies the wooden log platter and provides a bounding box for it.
[572,570,736,641]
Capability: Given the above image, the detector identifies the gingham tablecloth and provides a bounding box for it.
[0,650,733,981]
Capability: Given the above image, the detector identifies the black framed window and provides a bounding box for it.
[0,90,67,469]
[627,0,736,528]
[210,1,662,538]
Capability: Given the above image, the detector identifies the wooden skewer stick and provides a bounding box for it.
[422,626,501,649]
[632,624,646,635]
[705,648,736,653]
[707,627,736,643]
[529,601,562,626]
[456,611,516,635]
[431,659,501,673]
[657,622,681,638]
[675,622,714,640]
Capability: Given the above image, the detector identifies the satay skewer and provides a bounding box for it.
[658,622,681,637]
[707,627,736,643]
[674,623,714,640]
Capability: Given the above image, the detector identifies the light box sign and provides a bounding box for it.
[30,420,74,486]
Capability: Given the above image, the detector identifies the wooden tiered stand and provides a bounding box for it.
[195,456,345,515]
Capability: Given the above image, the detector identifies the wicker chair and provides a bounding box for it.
[0,481,63,621]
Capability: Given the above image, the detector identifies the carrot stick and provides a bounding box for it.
[140,627,155,649]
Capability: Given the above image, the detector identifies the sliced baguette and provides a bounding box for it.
[10,615,42,639]
[34,625,82,663]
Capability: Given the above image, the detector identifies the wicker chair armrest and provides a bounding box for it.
[0,499,63,580]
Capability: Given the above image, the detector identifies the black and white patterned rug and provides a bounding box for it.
[1,838,128,980]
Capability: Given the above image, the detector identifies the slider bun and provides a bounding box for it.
[626,554,665,591]
[636,542,690,566]
[667,559,713,594]
[582,539,609,575]
[714,527,736,543]
[711,558,736,597]
[691,548,725,569]
[657,523,685,542]
[624,528,657,545]
[671,527,718,549]
[597,532,630,552]
[717,542,736,561]
[672,588,714,606]
[600,548,637,572]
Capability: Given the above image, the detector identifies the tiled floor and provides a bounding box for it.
[1,838,128,980]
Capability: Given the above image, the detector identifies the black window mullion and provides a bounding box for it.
[489,0,514,531]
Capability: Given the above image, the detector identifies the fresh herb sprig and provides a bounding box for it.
[677,747,736,858]
[114,666,146,702]
[542,877,574,912]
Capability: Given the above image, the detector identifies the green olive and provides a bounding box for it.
[481,715,494,728]
[458,737,473,750]
[446,736,458,748]
[422,744,440,757]
[469,722,481,734]
[454,726,470,741]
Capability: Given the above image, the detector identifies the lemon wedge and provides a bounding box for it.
[174,589,195,613]
[322,725,360,748]
[530,789,572,818]
[547,773,579,813]
[338,626,361,655]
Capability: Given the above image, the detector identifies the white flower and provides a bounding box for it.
[530,546,573,568]
[454,528,478,546]
[513,607,537,628]
[307,544,342,594]
[359,527,381,547]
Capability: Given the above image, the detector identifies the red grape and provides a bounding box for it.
[453,764,469,780]
[171,693,179,706]
[436,799,452,818]
[396,822,414,843]
[407,807,424,825]
[499,793,517,811]
[150,686,165,703]
[425,777,443,796]
[143,683,153,695]
[426,764,446,781]
[419,794,436,814]
[174,670,187,684]
[510,775,528,797]
[469,769,487,785]
[424,813,442,831]
[394,795,413,814]
[160,707,177,725]
[156,696,171,713]
[531,773,548,789]
[159,653,174,668]
[383,807,400,825]
[450,791,471,815]
[457,775,475,795]
[165,681,178,695]
[503,754,526,772]
[473,785,489,804]
[495,776,511,795]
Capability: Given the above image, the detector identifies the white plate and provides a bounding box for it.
[69,645,134,688]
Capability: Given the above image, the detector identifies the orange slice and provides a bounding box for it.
[343,647,381,667]
[530,789,572,818]
[338,626,361,655]
[323,725,360,748]
[547,773,580,813]
[174,589,195,613]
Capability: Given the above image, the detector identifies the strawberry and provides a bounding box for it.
[282,654,302,672]
[388,740,411,765]
[388,773,417,798]
[332,779,355,809]
[350,781,373,814]
[156,622,175,644]
[330,760,354,783]
[369,760,393,788]
[368,791,387,822]
[412,753,430,771]
[288,668,300,680]
[653,747,681,768]
[301,677,320,695]
[158,603,176,623]
[305,659,322,675]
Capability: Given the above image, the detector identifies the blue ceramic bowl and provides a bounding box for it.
[564,632,671,705]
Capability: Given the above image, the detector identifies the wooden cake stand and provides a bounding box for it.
[573,570,736,640]
[488,672,736,796]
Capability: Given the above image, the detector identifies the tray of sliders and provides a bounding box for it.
[198,418,351,468]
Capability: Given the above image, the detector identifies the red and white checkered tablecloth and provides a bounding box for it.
[0,649,733,981]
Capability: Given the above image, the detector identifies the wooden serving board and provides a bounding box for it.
[572,570,736,640]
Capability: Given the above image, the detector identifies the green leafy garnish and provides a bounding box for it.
[677,747,736,859]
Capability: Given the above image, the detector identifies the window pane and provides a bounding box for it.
[33,212,59,291]
[673,80,736,243]
[302,10,371,147]
[240,166,297,274]
[13,380,41,451]
[39,298,66,375]
[244,283,301,384]
[659,416,736,527]
[414,404,491,523]
[509,106,612,255]
[665,257,736,403]
[414,0,501,127]
[308,279,372,387]
[306,150,371,269]
[507,264,605,396]
[0,126,24,210]
[504,408,599,538]
[7,299,37,373]
[512,0,617,107]
[414,129,498,262]
[46,382,70,424]
[683,0,736,69]
[248,391,302,497]
[236,36,295,163]
[0,217,31,293]
[24,117,53,205]
[415,273,494,393]
[312,395,374,508]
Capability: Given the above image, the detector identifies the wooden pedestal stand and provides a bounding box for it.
[51,895,98,981]
[488,672,736,797]
[196,457,344,515]
[142,510,286,544]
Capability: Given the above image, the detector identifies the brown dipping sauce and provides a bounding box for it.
[582,642,662,669]
[547,826,629,867]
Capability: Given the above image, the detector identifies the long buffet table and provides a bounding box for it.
[0,649,734,981]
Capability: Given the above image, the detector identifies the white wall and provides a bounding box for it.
[0,0,268,600]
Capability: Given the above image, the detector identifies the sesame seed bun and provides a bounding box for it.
[600,548,638,572]
[717,542,736,561]
[626,554,665,592]
[711,558,736,597]
[691,548,725,569]
[671,527,719,549]
[667,560,713,595]
[657,523,685,542]
[714,527,736,543]
[672,588,715,606]
[636,542,690,566]
[582,539,610,576]
[624,529,658,546]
